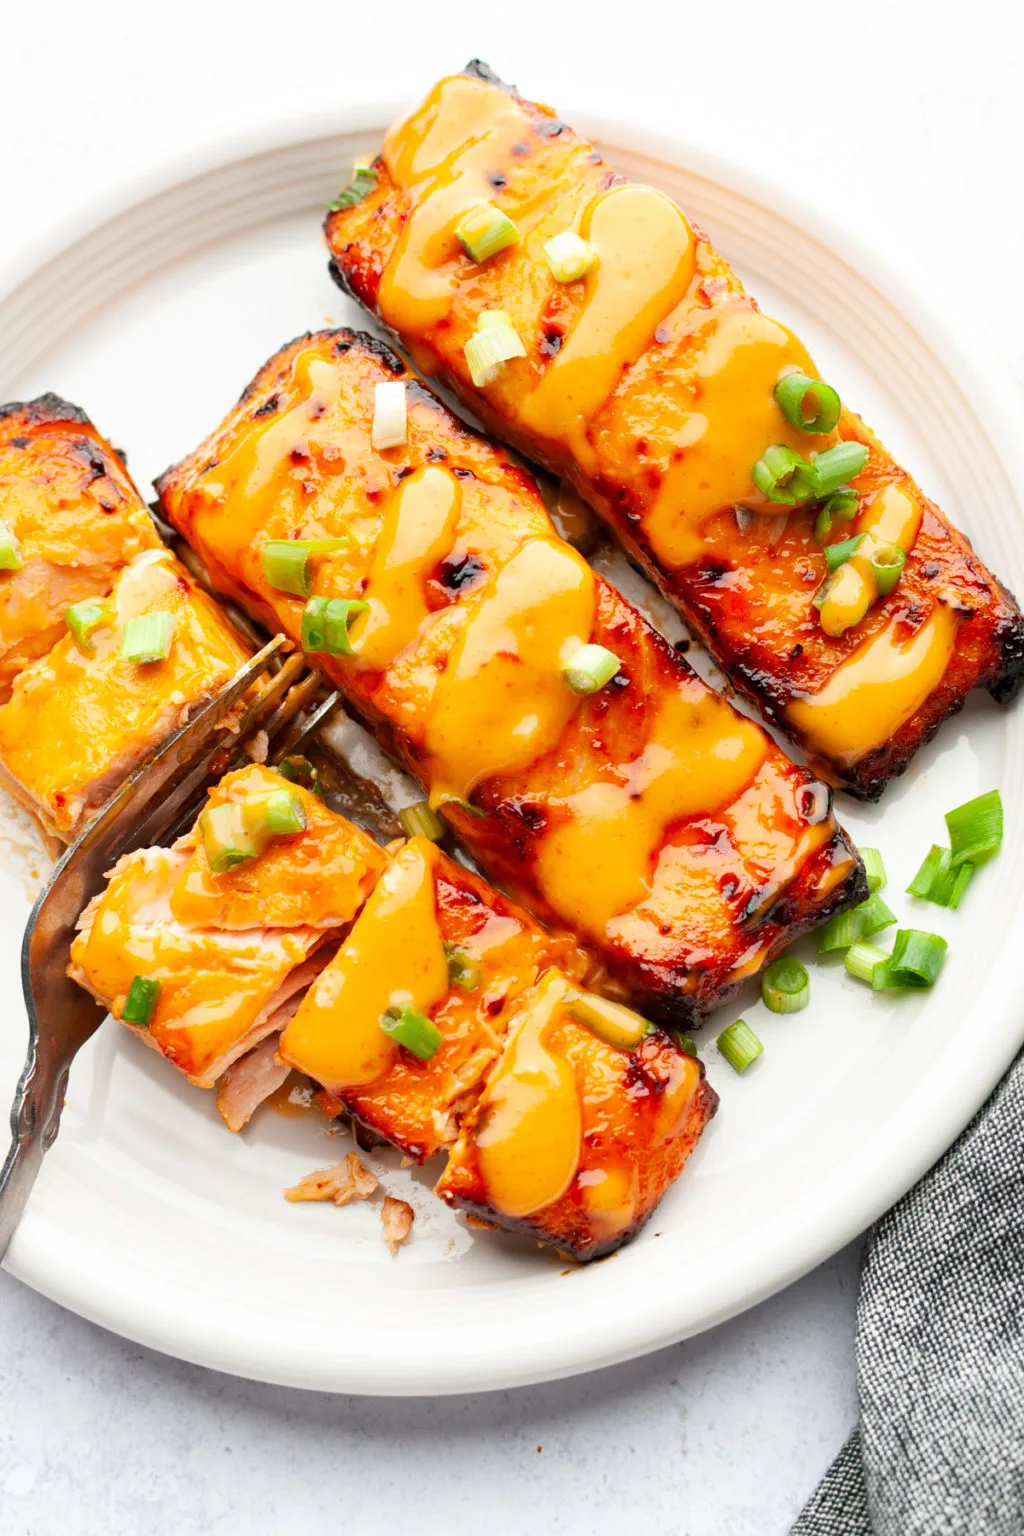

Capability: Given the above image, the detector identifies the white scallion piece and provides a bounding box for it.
[371,381,407,451]
[543,231,599,283]
[464,317,526,388]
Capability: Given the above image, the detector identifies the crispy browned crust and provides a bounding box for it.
[157,327,867,1029]
[324,63,1024,802]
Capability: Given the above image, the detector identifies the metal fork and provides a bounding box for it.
[0,635,341,1257]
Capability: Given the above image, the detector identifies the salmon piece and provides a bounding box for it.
[278,835,579,1160]
[216,1033,291,1132]
[285,1152,378,1205]
[435,968,716,1259]
[381,1195,414,1253]
[0,395,159,703]
[68,767,381,1085]
[0,547,251,844]
[156,330,865,1029]
[324,64,1024,800]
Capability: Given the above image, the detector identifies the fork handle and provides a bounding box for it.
[0,1046,70,1258]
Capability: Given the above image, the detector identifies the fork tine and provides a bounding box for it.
[270,688,343,763]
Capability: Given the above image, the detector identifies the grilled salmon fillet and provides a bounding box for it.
[0,394,159,703]
[69,766,385,1085]
[70,768,716,1258]
[324,63,1024,800]
[156,329,866,1029]
[0,547,251,843]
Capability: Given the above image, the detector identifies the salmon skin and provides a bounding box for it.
[156,328,866,1030]
[324,62,1024,800]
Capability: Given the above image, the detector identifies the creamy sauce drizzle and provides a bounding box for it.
[352,465,461,669]
[537,687,767,938]
[424,537,595,806]
[787,604,958,766]
[474,971,581,1219]
[280,838,449,1090]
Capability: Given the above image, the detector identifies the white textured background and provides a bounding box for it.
[1,2,1021,1531]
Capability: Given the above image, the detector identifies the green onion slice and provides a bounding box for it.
[825,533,866,572]
[464,317,526,387]
[566,991,652,1051]
[752,444,816,506]
[861,847,887,894]
[455,203,520,263]
[241,789,307,837]
[327,166,377,212]
[443,943,481,992]
[262,539,350,598]
[774,372,841,434]
[380,1004,443,1061]
[817,891,897,953]
[869,542,906,597]
[543,231,599,283]
[945,789,1003,868]
[119,611,175,663]
[122,974,160,1028]
[844,942,890,987]
[812,489,859,544]
[809,442,870,498]
[200,802,259,874]
[674,1033,700,1059]
[0,517,23,572]
[717,1018,763,1074]
[761,956,810,1014]
[301,596,369,656]
[65,598,114,653]
[562,643,621,695]
[400,801,446,843]
[277,756,322,797]
[885,929,948,988]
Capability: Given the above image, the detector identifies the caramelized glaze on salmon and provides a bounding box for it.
[156,330,866,1029]
[324,64,1024,799]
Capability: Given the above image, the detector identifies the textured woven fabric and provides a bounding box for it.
[794,1049,1024,1535]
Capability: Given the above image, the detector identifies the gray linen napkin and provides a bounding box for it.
[793,1049,1024,1534]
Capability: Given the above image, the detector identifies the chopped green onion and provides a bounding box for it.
[443,942,481,991]
[400,801,446,842]
[674,1033,699,1058]
[869,542,906,597]
[0,517,23,572]
[543,231,599,283]
[825,533,865,572]
[380,1004,442,1061]
[277,756,322,796]
[885,929,948,988]
[844,942,890,987]
[120,611,175,663]
[774,372,841,434]
[566,992,652,1050]
[861,847,887,894]
[477,309,513,332]
[945,789,1003,868]
[809,442,870,498]
[242,789,306,837]
[761,956,810,1014]
[817,892,897,953]
[464,317,526,387]
[122,975,160,1028]
[812,490,859,544]
[262,538,350,598]
[301,596,368,656]
[562,643,621,694]
[907,844,976,910]
[65,598,114,653]
[371,380,407,451]
[328,166,377,212]
[717,1018,763,1073]
[200,802,258,874]
[455,203,520,263]
[752,444,816,506]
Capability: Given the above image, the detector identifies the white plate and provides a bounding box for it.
[1,110,1023,1395]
